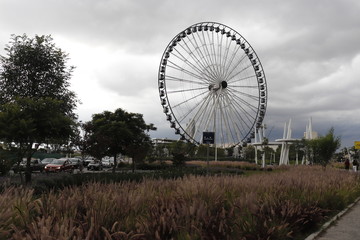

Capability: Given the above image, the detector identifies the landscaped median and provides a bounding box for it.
[1,165,360,239]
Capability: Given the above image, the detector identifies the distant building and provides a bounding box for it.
[152,138,177,147]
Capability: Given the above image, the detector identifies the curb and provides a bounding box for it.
[304,196,360,240]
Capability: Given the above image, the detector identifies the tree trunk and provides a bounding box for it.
[25,155,32,184]
[132,155,135,173]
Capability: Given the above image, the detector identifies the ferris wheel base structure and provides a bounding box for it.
[158,22,267,147]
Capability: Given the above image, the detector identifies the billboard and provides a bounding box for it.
[203,132,215,144]
[355,141,360,150]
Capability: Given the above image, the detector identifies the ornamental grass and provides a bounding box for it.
[187,160,262,170]
[1,166,360,239]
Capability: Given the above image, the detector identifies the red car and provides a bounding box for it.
[44,158,74,173]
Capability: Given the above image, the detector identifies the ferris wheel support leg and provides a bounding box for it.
[255,146,258,164]
[215,144,218,162]
[262,151,265,168]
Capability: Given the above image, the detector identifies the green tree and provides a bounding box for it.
[243,145,255,162]
[83,108,156,172]
[306,127,341,167]
[168,141,197,166]
[0,34,78,183]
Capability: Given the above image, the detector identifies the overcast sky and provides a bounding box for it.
[1,0,359,148]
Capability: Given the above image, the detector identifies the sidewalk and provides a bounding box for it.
[305,197,360,240]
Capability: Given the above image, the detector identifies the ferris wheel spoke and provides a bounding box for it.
[222,95,247,140]
[230,97,258,127]
[194,94,216,137]
[210,30,223,79]
[229,87,259,102]
[207,30,221,77]
[172,89,208,109]
[194,95,214,132]
[187,34,219,81]
[224,98,244,142]
[198,31,219,76]
[189,34,214,72]
[221,37,232,78]
[166,75,208,86]
[225,93,255,134]
[230,85,258,89]
[178,40,216,82]
[203,95,219,134]
[223,45,241,79]
[217,33,224,77]
[218,99,237,144]
[226,90,258,118]
[227,64,254,84]
[230,74,257,83]
[171,50,209,81]
[178,91,212,124]
[166,60,208,84]
[167,86,208,94]
[229,91,259,113]
[224,54,248,81]
[183,93,213,140]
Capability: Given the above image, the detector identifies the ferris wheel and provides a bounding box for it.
[158,22,267,147]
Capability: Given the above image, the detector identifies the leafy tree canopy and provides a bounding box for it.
[0,34,77,116]
[0,34,78,182]
[83,108,156,172]
[306,127,341,167]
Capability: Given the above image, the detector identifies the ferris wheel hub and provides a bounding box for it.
[208,81,228,92]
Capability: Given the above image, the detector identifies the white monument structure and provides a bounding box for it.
[253,118,317,166]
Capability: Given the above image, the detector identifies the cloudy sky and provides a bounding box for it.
[1,0,359,148]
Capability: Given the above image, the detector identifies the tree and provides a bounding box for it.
[306,127,341,167]
[243,145,255,162]
[168,141,196,166]
[0,34,78,183]
[83,108,156,172]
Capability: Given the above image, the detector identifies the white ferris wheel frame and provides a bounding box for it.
[158,22,267,147]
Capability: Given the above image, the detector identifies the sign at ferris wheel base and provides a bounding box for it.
[354,141,360,150]
[203,132,215,144]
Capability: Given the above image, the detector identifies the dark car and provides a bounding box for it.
[68,158,83,170]
[87,160,103,171]
[12,158,46,173]
[44,158,74,173]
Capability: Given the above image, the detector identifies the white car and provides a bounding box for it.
[101,159,113,168]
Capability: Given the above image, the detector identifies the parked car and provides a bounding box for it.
[87,160,103,171]
[68,158,83,170]
[41,158,55,165]
[83,158,95,167]
[44,158,74,173]
[12,158,46,173]
[101,159,113,168]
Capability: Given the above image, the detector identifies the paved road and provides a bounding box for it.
[314,199,360,240]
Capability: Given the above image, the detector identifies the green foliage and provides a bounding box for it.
[0,34,78,183]
[172,153,187,166]
[195,144,226,158]
[83,108,156,171]
[0,35,77,114]
[168,141,196,158]
[306,127,341,167]
[243,145,256,161]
